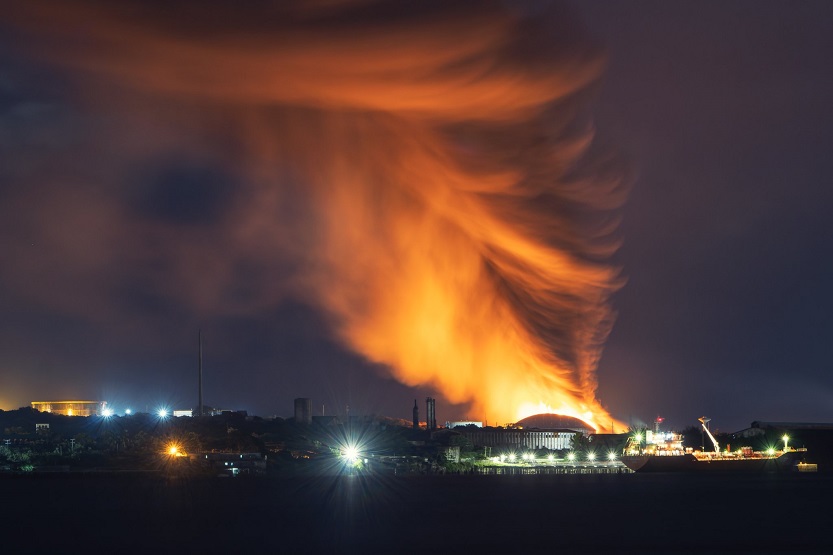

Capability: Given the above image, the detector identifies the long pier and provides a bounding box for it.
[477,462,633,475]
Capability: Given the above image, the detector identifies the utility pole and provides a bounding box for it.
[198,329,203,417]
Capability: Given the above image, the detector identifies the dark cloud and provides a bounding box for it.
[582,0,833,431]
[131,163,236,226]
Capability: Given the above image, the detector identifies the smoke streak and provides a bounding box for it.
[8,0,627,430]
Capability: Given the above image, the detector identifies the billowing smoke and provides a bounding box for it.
[8,0,627,430]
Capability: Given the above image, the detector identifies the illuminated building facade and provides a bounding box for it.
[458,427,578,451]
[31,400,106,417]
[456,414,594,451]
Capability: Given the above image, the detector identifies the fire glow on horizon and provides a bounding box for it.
[9,1,628,431]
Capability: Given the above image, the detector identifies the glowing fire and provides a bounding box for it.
[9,1,628,431]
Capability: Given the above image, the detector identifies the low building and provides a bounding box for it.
[734,421,833,439]
[455,414,594,452]
[458,427,578,451]
[31,401,106,417]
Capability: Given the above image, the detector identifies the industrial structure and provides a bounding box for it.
[412,399,419,430]
[30,400,106,417]
[425,397,436,430]
[446,421,483,428]
[198,329,203,417]
[294,397,312,425]
[454,414,593,451]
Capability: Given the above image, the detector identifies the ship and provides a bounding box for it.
[621,416,807,473]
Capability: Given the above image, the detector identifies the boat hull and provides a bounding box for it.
[621,450,805,473]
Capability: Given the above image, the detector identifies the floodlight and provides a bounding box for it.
[343,445,359,464]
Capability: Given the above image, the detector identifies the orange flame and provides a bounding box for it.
[9,1,628,432]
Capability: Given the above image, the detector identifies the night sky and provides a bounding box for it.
[2,1,832,433]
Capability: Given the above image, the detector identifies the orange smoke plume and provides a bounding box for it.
[9,0,627,431]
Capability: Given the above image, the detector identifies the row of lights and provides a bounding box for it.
[99,407,164,419]
[494,451,618,463]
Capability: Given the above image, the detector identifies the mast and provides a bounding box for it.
[198,329,203,417]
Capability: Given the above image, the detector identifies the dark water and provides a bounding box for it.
[2,472,830,554]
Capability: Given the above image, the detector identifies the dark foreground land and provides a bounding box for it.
[2,472,830,555]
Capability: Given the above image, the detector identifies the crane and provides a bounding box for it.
[698,416,720,453]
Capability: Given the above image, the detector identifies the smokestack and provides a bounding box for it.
[426,397,436,431]
[412,399,419,430]
[198,329,203,418]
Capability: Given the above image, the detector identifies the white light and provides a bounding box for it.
[547,454,554,461]
[157,408,169,418]
[608,452,616,461]
[567,453,575,461]
[508,454,516,462]
[102,408,114,418]
[125,409,132,415]
[587,452,596,461]
[343,445,359,464]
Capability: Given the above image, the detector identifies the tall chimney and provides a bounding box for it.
[426,397,436,430]
[412,399,419,430]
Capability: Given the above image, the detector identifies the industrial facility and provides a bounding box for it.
[452,414,593,451]
[30,400,106,417]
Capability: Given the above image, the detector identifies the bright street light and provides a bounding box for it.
[343,445,359,464]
